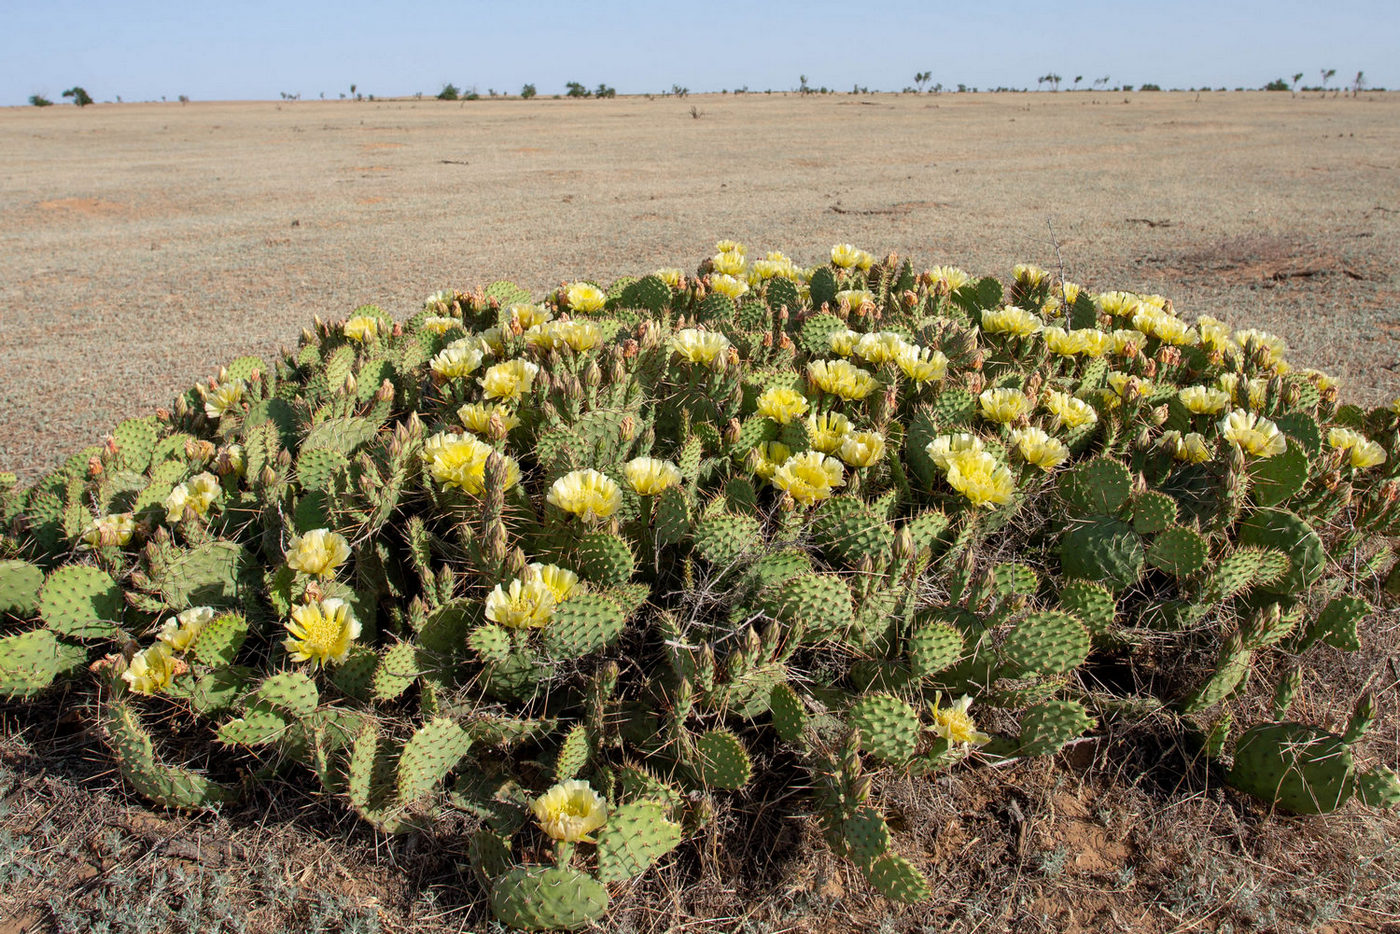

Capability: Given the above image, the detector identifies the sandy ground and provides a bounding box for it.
[1,91,1398,482]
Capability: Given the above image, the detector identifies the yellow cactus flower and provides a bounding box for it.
[1013,264,1049,288]
[751,441,792,480]
[806,412,852,454]
[830,243,862,268]
[285,528,352,578]
[284,598,361,668]
[485,577,557,629]
[756,386,810,425]
[1076,329,1112,358]
[929,694,991,747]
[895,345,949,383]
[925,433,985,471]
[565,282,606,313]
[532,779,609,843]
[836,289,875,311]
[624,456,682,495]
[201,379,246,419]
[807,359,878,401]
[459,402,521,436]
[828,328,861,356]
[557,319,602,352]
[221,444,245,476]
[1109,329,1145,357]
[852,331,909,365]
[670,328,731,367]
[1041,390,1098,431]
[655,268,684,288]
[1009,427,1069,471]
[979,388,1032,424]
[1133,309,1198,346]
[1163,431,1213,464]
[855,250,876,272]
[714,239,746,256]
[157,606,215,653]
[981,306,1044,338]
[476,327,506,356]
[343,315,381,343]
[1096,291,1145,319]
[421,315,461,335]
[771,450,845,506]
[1233,328,1286,363]
[509,303,553,330]
[165,472,220,523]
[430,340,484,381]
[1220,409,1287,458]
[711,250,747,276]
[927,266,971,292]
[122,643,180,695]
[1196,316,1237,354]
[1061,282,1083,306]
[709,273,750,301]
[1328,427,1387,469]
[549,469,623,521]
[480,358,540,402]
[1042,326,1081,356]
[82,512,136,547]
[1177,385,1230,415]
[752,257,797,281]
[945,450,1015,508]
[838,430,886,468]
[523,563,582,603]
[423,432,520,495]
[1107,372,1154,400]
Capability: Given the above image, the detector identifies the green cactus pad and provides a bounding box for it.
[112,416,160,473]
[542,592,628,658]
[157,541,253,609]
[769,682,808,745]
[554,723,590,781]
[1306,595,1369,652]
[1058,456,1133,516]
[372,641,421,701]
[490,866,609,932]
[691,728,752,790]
[1019,699,1096,756]
[216,706,292,746]
[864,851,933,904]
[999,611,1091,677]
[468,623,512,664]
[1181,635,1253,713]
[989,562,1038,598]
[255,671,320,718]
[573,531,635,586]
[39,565,123,640]
[1228,722,1356,815]
[1059,518,1144,591]
[1236,507,1324,594]
[1249,441,1309,507]
[1130,490,1178,534]
[596,799,683,883]
[653,486,691,546]
[756,572,854,641]
[296,446,349,491]
[1058,580,1116,638]
[105,700,239,810]
[0,560,45,617]
[766,276,801,313]
[907,620,965,677]
[0,629,89,698]
[189,612,248,668]
[1147,526,1210,578]
[1356,767,1400,810]
[398,717,473,805]
[621,274,671,314]
[811,496,895,568]
[692,513,761,568]
[848,693,922,764]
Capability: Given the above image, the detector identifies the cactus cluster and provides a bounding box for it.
[1,242,1398,928]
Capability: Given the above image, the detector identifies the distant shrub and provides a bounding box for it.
[62,86,93,107]
[1140,83,1162,91]
[437,83,460,101]
[28,94,53,107]
[520,83,537,99]
[595,84,616,99]
[1264,79,1289,91]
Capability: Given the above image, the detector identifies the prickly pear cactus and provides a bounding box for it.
[3,241,1398,927]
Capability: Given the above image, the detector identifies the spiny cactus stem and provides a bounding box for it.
[554,840,576,868]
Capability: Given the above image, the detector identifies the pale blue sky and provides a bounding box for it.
[4,0,1396,105]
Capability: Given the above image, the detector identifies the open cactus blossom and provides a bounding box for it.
[285,528,351,578]
[283,599,360,668]
[531,780,609,843]
[549,468,623,521]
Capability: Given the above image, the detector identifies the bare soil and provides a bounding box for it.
[1,92,1399,933]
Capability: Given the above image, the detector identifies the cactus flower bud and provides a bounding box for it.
[619,416,636,442]
[174,397,189,418]
[894,526,916,564]
[343,373,357,396]
[376,378,394,403]
[724,418,741,446]
[87,455,104,478]
[258,465,278,488]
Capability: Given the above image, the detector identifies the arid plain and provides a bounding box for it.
[1,90,1398,484]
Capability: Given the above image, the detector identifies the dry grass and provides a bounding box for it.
[2,91,1400,933]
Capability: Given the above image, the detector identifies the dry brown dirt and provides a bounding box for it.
[2,90,1399,483]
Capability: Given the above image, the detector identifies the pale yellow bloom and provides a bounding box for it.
[751,441,792,480]
[855,250,876,272]
[1328,427,1387,469]
[1299,369,1337,393]
[430,340,484,380]
[670,328,731,366]
[806,412,852,454]
[284,598,360,668]
[709,273,749,301]
[945,450,1016,507]
[82,512,136,547]
[1196,316,1237,354]
[510,303,553,330]
[1107,371,1154,400]
[1163,431,1213,464]
[807,359,878,401]
[122,643,179,695]
[285,528,352,578]
[979,388,1032,424]
[828,328,861,356]
[928,266,971,292]
[838,431,886,468]
[165,472,220,523]
[756,386,810,424]
[1041,390,1098,431]
[532,779,609,843]
[1013,264,1049,288]
[714,239,746,256]
[549,469,623,521]
[157,606,215,653]
[1220,409,1287,458]
[566,282,606,313]
[624,456,682,495]
[422,432,521,495]
[1061,282,1083,306]
[485,577,556,629]
[929,694,991,747]
[1109,329,1145,357]
[771,450,844,506]
[1009,427,1069,471]
[458,402,521,436]
[475,327,506,356]
[751,257,797,281]
[221,444,245,476]
[1178,385,1231,415]
[522,563,582,603]
[711,250,747,276]
[343,315,381,343]
[421,315,460,335]
[852,331,909,365]
[981,306,1044,338]
[655,268,684,288]
[1217,373,1267,410]
[201,380,246,419]
[1133,309,1198,347]
[480,359,540,402]
[895,344,949,382]
[526,320,603,353]
[1096,291,1145,319]
[1042,326,1080,356]
[836,289,875,311]
[831,244,862,268]
[925,433,985,471]
[1233,328,1286,364]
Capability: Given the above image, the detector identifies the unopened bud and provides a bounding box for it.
[343,373,357,396]
[1150,404,1170,426]
[376,378,394,403]
[894,526,916,563]
[619,416,636,442]
[508,546,528,575]
[87,455,104,478]
[724,418,741,446]
[259,465,277,487]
